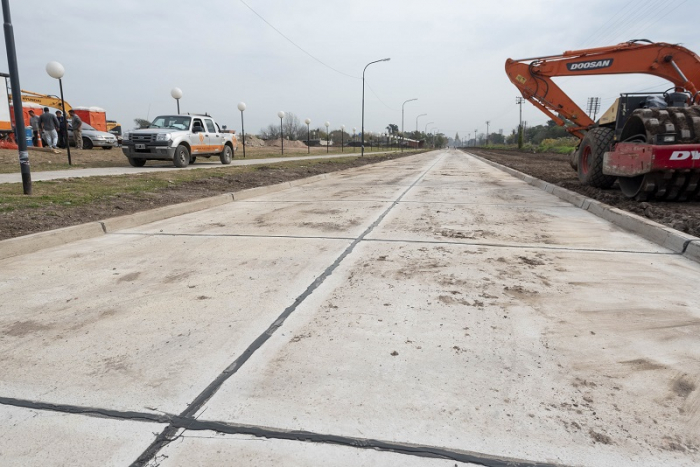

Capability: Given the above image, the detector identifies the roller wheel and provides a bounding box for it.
[173,144,190,168]
[577,127,616,188]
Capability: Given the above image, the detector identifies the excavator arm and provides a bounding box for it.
[10,90,72,113]
[505,41,700,139]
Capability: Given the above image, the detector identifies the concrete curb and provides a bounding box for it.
[0,222,105,261]
[470,154,700,264]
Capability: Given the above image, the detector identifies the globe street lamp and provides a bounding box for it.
[237,102,246,158]
[46,61,71,165]
[171,87,183,114]
[341,124,345,152]
[278,111,285,155]
[305,118,311,154]
[362,57,390,157]
[325,121,330,153]
[401,98,417,152]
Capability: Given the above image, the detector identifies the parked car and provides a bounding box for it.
[67,122,119,150]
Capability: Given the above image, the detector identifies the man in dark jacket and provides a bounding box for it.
[56,110,67,148]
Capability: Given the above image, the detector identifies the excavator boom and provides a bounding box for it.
[505,41,700,138]
[12,90,73,113]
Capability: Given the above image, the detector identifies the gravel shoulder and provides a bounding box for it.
[465,148,700,238]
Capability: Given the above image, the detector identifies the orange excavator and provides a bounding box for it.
[506,40,700,201]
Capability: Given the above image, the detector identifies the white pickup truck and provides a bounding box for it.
[122,114,237,168]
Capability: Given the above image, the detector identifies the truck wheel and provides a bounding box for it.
[220,145,233,164]
[173,145,190,168]
[103,146,113,150]
[82,137,93,150]
[577,127,616,188]
[190,156,197,164]
[128,158,146,167]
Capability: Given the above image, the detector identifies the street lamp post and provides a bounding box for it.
[416,113,427,133]
[278,111,285,155]
[325,121,330,153]
[401,98,417,152]
[46,61,71,165]
[352,127,356,152]
[171,87,183,114]
[341,124,345,152]
[362,58,390,157]
[4,0,31,194]
[305,118,311,154]
[237,102,246,158]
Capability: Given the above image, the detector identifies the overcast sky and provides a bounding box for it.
[3,0,698,140]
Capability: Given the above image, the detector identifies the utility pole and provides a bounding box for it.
[485,121,490,145]
[474,128,477,146]
[2,0,31,194]
[586,97,601,121]
[516,96,524,149]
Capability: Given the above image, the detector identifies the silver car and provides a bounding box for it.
[67,122,119,150]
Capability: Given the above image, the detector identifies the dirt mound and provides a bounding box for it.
[241,135,265,147]
[265,138,308,148]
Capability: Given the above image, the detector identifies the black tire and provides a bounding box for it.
[128,158,146,167]
[577,127,616,188]
[190,156,197,164]
[82,137,93,150]
[103,146,113,150]
[220,145,233,164]
[173,144,190,168]
[569,148,579,171]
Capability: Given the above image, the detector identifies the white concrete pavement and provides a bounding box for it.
[0,149,698,466]
[0,151,388,184]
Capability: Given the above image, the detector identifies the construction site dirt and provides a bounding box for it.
[466,148,700,238]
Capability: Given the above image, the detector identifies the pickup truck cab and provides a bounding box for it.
[122,114,237,168]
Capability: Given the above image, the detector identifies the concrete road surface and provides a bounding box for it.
[0,149,698,466]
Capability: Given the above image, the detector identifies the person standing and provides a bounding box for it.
[28,110,40,146]
[69,109,83,150]
[55,110,67,148]
[38,107,60,149]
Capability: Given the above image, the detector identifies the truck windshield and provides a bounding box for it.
[150,116,191,130]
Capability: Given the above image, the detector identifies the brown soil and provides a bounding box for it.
[467,148,700,238]
[1,152,417,241]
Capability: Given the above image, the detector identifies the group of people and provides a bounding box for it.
[28,107,83,150]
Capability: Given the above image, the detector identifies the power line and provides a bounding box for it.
[239,0,360,80]
[580,0,637,48]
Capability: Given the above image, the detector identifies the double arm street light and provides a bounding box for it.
[401,98,417,152]
[237,102,246,158]
[305,118,311,154]
[361,57,390,157]
[46,61,71,165]
[325,121,330,153]
[171,87,182,114]
[278,111,285,155]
